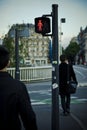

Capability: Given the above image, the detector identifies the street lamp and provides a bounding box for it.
[15,24,29,80]
[59,18,66,55]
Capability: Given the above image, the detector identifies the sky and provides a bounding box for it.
[0,0,87,47]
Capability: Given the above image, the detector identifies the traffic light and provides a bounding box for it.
[35,17,50,35]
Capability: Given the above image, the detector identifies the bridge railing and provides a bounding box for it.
[7,66,52,82]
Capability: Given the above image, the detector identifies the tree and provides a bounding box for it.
[3,36,15,67]
[3,36,29,67]
[63,41,80,64]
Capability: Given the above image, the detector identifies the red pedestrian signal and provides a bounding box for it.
[37,20,43,31]
[35,17,50,35]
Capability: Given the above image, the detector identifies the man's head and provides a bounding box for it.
[0,45,10,70]
[60,54,67,63]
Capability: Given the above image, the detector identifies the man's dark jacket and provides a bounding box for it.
[59,63,78,94]
[0,72,37,130]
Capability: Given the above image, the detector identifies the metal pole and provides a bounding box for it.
[15,28,20,80]
[52,4,59,130]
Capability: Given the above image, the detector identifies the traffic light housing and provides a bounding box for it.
[35,17,51,35]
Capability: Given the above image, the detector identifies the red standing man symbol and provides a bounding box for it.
[37,20,43,31]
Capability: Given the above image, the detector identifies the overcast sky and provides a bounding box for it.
[0,0,87,47]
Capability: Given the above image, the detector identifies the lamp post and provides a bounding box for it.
[15,24,29,80]
[15,28,20,80]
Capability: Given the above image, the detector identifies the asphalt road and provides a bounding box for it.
[73,65,87,86]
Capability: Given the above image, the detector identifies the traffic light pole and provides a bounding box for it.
[34,4,59,129]
[52,4,59,130]
[15,28,20,80]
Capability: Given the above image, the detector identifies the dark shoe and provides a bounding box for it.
[63,112,68,116]
[66,109,70,114]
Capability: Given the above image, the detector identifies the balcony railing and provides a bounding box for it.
[7,66,52,82]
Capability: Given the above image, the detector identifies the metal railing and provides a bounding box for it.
[7,66,52,82]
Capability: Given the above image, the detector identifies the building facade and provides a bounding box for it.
[22,34,50,66]
[8,23,51,66]
[77,26,87,65]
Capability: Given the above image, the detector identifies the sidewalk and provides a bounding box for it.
[33,105,84,130]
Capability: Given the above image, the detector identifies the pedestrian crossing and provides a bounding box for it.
[30,97,87,105]
[28,90,87,105]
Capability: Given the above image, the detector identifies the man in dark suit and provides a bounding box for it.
[0,45,38,130]
[59,54,78,116]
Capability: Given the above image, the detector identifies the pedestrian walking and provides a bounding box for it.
[59,54,78,116]
[0,45,38,130]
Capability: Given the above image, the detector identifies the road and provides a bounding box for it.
[27,82,87,105]
[74,65,87,86]
[27,65,87,105]
[25,65,87,130]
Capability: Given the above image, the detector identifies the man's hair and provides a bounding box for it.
[0,45,10,70]
[60,54,66,62]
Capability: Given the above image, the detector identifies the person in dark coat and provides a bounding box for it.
[59,54,78,116]
[0,45,38,130]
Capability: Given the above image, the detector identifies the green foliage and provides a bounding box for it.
[3,36,29,67]
[63,42,80,63]
[3,36,15,67]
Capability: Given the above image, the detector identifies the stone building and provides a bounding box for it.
[8,23,51,66]
[77,26,87,65]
